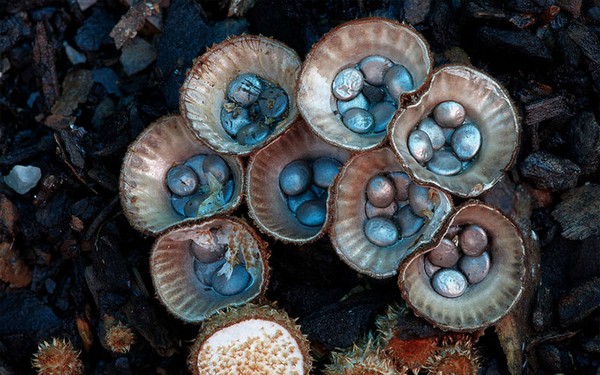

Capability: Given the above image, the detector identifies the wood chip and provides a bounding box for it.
[110,1,161,49]
[568,23,600,64]
[552,184,600,240]
[33,21,59,110]
[524,96,570,126]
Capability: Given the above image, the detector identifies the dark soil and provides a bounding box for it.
[0,0,599,374]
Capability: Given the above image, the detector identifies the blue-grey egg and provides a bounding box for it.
[370,102,396,133]
[362,83,385,103]
[337,93,369,115]
[426,150,462,176]
[451,123,481,160]
[427,238,460,268]
[258,86,289,119]
[359,55,394,86]
[193,258,226,286]
[184,155,208,185]
[342,108,374,134]
[296,199,326,227]
[226,73,262,107]
[364,216,398,247]
[166,165,199,196]
[287,188,317,214]
[417,117,445,150]
[408,183,434,218]
[280,160,312,196]
[459,224,488,257]
[236,123,271,146]
[388,172,411,201]
[332,67,364,101]
[433,101,466,128]
[394,204,425,238]
[221,105,252,137]
[203,154,231,185]
[431,269,468,298]
[408,130,433,164]
[190,239,226,263]
[458,251,491,284]
[312,157,342,188]
[211,264,252,296]
[366,175,396,208]
[170,194,188,216]
[384,64,414,101]
[183,192,209,217]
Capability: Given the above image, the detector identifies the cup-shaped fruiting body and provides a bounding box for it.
[150,217,269,323]
[297,17,432,152]
[119,115,244,235]
[425,340,480,375]
[330,148,453,278]
[247,120,351,243]
[188,304,312,375]
[374,303,439,374]
[390,65,520,198]
[32,338,84,375]
[180,35,301,156]
[399,201,526,331]
[324,333,400,375]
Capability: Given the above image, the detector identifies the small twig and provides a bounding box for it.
[53,133,99,195]
[84,196,120,240]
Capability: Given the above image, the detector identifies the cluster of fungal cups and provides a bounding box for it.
[119,17,525,373]
[167,154,235,218]
[408,101,481,176]
[121,35,315,374]
[220,73,289,146]
[333,55,413,134]
[425,224,491,298]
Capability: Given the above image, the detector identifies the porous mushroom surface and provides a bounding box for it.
[390,65,519,197]
[399,201,526,331]
[196,319,304,374]
[119,115,244,235]
[189,304,312,375]
[180,35,301,156]
[297,17,432,151]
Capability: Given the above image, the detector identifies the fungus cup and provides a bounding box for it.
[150,217,269,323]
[399,201,526,331]
[180,35,302,156]
[390,65,520,197]
[297,17,433,152]
[188,304,312,374]
[247,120,351,243]
[119,115,244,236]
[330,147,453,278]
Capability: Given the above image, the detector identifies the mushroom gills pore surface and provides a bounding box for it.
[189,304,311,375]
